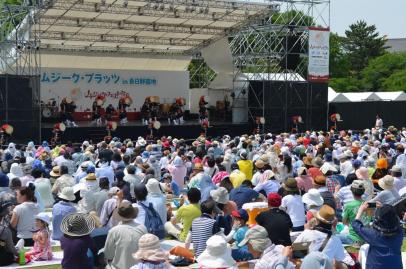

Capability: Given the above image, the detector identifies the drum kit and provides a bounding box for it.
[41,98,59,119]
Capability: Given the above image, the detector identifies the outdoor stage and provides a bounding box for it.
[41,121,250,143]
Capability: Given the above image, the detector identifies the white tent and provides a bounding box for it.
[328,87,338,102]
[330,93,351,103]
[375,92,406,101]
[341,92,380,102]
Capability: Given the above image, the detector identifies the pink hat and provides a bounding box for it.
[212,171,229,185]
[356,167,369,180]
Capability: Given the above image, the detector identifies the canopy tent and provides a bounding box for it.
[329,88,406,103]
[36,0,277,55]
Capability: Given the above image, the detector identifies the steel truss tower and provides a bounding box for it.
[229,0,330,131]
[0,1,41,76]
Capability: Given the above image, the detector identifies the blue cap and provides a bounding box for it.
[86,165,95,173]
[231,209,249,222]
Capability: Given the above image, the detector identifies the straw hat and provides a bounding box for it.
[302,189,324,207]
[60,213,95,237]
[133,233,168,262]
[210,187,229,204]
[86,173,97,181]
[313,175,326,186]
[303,157,313,166]
[283,178,298,192]
[315,205,336,224]
[50,166,60,177]
[311,157,324,168]
[113,200,139,222]
[193,163,204,172]
[197,235,236,268]
[378,175,394,190]
[58,187,76,201]
[320,163,337,175]
[255,159,265,169]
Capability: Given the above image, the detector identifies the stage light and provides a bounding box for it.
[159,4,165,10]
[241,89,246,96]
[123,0,128,7]
[137,7,144,15]
[100,0,106,6]
[230,92,235,98]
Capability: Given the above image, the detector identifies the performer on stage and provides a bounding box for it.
[60,97,77,127]
[141,97,151,125]
[199,95,208,123]
[118,97,130,125]
[92,100,103,125]
[105,104,115,121]
[169,101,180,125]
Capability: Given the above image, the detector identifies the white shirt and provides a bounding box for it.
[394,177,406,192]
[281,194,306,227]
[13,202,40,238]
[133,201,147,226]
[294,229,346,262]
[340,160,353,177]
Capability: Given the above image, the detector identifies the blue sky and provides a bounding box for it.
[331,0,406,38]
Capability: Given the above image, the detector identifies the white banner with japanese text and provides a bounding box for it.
[308,27,330,83]
[40,68,189,113]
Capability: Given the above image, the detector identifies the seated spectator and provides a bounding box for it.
[313,175,336,210]
[10,183,40,246]
[280,178,306,231]
[51,165,75,198]
[229,163,246,188]
[226,209,253,261]
[146,178,167,224]
[131,233,173,269]
[104,201,148,269]
[369,175,400,204]
[93,177,110,216]
[340,180,371,245]
[254,170,280,196]
[25,213,53,261]
[230,180,259,209]
[165,188,201,241]
[300,252,333,269]
[210,187,233,235]
[60,213,98,269]
[295,167,313,192]
[33,168,54,208]
[52,187,77,240]
[294,205,346,264]
[238,225,295,269]
[0,201,18,266]
[302,188,324,222]
[196,235,237,269]
[188,199,221,258]
[352,204,403,269]
[256,193,292,246]
[77,173,100,213]
[391,165,406,191]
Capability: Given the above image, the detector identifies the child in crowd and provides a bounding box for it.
[25,213,53,261]
[226,209,253,261]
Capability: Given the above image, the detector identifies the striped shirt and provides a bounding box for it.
[191,214,220,257]
[335,186,354,206]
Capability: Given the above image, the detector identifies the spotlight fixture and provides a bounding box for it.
[123,0,128,7]
[100,0,106,6]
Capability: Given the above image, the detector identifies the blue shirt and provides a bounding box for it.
[96,166,115,187]
[0,172,9,187]
[52,201,77,240]
[352,220,403,269]
[230,186,259,209]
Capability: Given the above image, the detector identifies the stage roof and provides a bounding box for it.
[36,0,277,55]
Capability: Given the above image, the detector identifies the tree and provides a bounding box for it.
[329,32,349,78]
[382,70,406,91]
[362,52,406,91]
[343,20,387,78]
[329,77,364,92]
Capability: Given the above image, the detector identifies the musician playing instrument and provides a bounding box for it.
[105,104,115,121]
[60,97,77,127]
[92,100,103,125]
[141,98,151,125]
[118,98,130,124]
[199,96,208,123]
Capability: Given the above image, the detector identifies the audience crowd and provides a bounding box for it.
[0,126,405,269]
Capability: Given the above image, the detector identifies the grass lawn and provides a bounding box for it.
[402,237,406,252]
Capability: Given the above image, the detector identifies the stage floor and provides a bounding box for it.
[41,120,250,143]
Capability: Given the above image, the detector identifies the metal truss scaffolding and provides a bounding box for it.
[229,0,330,131]
[0,1,41,75]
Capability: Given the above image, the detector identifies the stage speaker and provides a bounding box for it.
[280,34,301,71]
[0,74,40,143]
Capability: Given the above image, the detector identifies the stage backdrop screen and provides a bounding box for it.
[40,68,189,113]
